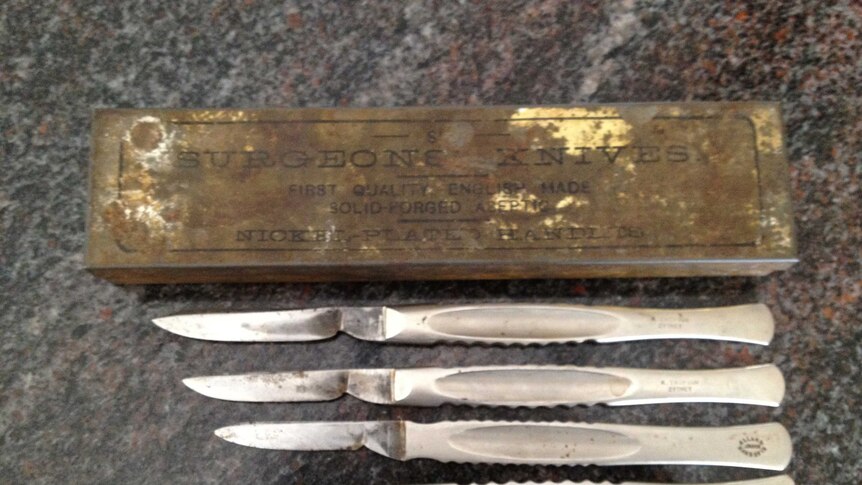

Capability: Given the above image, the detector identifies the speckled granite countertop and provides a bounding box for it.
[1,2,860,484]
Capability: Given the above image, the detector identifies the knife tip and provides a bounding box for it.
[214,424,263,447]
[214,425,240,443]
[151,316,185,335]
[182,376,246,401]
[151,314,233,341]
[181,376,207,394]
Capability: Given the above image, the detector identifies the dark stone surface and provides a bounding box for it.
[1,1,859,484]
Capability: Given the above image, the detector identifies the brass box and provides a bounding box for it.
[86,103,796,283]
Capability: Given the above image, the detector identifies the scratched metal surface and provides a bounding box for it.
[1,1,860,484]
[86,104,795,282]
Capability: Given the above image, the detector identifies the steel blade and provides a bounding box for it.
[215,422,369,450]
[183,370,350,402]
[215,421,403,457]
[151,308,343,342]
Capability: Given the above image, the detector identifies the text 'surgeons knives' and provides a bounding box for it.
[184,364,785,407]
[214,420,791,470]
[415,476,795,485]
[87,104,797,284]
[153,303,774,345]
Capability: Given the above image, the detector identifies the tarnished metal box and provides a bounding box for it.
[86,103,796,283]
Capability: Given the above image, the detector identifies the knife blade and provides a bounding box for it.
[184,364,785,407]
[415,477,795,485]
[214,420,791,470]
[153,303,773,345]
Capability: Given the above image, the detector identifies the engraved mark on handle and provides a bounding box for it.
[738,436,768,457]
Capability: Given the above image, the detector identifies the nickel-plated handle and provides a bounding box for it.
[391,364,784,407]
[384,303,774,345]
[606,364,784,406]
[403,421,791,469]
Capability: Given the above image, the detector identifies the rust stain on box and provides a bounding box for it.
[86,103,796,283]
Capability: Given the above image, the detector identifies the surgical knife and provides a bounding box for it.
[184,364,784,407]
[214,420,791,470]
[153,303,774,345]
